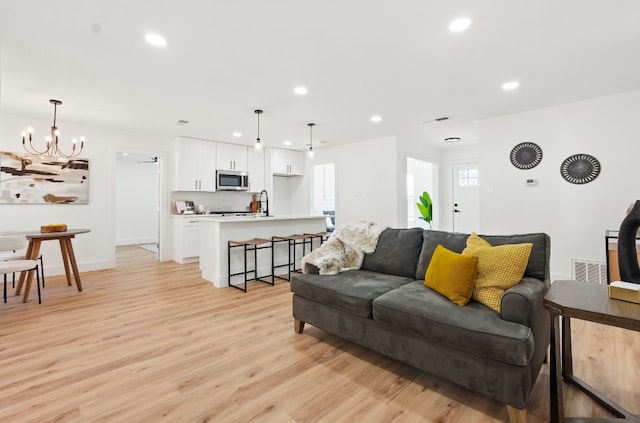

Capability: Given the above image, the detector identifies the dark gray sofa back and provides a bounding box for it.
[362,228,424,278]
[415,230,550,282]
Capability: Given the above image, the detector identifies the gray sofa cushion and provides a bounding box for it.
[290,270,414,318]
[362,228,424,278]
[372,281,534,366]
[415,230,469,280]
[415,231,550,282]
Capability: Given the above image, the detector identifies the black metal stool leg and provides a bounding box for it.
[36,265,41,304]
[40,255,45,288]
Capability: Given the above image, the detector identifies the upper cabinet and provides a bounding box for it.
[271,148,304,176]
[216,143,248,172]
[173,137,217,191]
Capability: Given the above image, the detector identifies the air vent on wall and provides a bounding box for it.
[571,259,607,284]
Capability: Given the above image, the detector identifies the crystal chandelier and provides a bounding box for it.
[21,99,85,158]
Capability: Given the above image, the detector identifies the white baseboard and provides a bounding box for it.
[41,259,113,277]
[116,238,157,246]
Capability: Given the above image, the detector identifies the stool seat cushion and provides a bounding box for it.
[229,238,271,246]
[273,234,309,241]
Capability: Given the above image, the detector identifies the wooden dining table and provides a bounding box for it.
[10,228,91,302]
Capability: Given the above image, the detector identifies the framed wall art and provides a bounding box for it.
[0,151,89,204]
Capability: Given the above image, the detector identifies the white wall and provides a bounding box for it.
[311,163,335,215]
[477,89,640,279]
[0,112,172,276]
[311,136,400,227]
[115,154,158,245]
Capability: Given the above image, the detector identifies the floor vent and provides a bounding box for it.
[571,259,607,284]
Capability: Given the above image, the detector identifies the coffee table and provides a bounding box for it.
[544,280,640,423]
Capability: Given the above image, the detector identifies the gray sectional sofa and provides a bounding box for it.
[290,228,550,423]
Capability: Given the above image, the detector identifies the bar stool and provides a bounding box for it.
[227,238,274,293]
[303,231,331,251]
[272,234,312,281]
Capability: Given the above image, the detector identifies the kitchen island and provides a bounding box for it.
[199,215,327,288]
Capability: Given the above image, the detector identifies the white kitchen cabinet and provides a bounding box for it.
[172,217,200,264]
[271,148,304,176]
[247,148,265,192]
[216,143,248,172]
[173,137,216,191]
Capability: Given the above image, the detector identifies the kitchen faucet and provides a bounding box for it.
[259,189,270,216]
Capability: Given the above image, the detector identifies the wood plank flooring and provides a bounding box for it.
[0,245,638,422]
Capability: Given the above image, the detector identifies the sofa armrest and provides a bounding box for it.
[501,277,550,372]
[501,277,546,327]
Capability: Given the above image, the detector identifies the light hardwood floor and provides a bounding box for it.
[0,245,638,422]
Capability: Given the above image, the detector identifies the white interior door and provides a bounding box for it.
[452,162,480,233]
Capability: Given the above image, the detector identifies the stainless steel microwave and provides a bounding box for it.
[216,170,249,191]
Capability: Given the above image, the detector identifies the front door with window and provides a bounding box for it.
[452,162,479,233]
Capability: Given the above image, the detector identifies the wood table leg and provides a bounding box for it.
[59,238,73,286]
[16,239,42,302]
[549,312,564,423]
[561,316,573,378]
[64,237,82,292]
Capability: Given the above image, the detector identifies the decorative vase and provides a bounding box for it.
[618,200,640,283]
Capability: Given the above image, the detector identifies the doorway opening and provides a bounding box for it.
[115,152,161,261]
[312,162,336,232]
[407,157,438,229]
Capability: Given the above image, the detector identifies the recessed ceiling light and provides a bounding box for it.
[502,81,519,90]
[233,132,242,137]
[449,18,471,32]
[145,33,167,47]
[444,137,461,143]
[283,140,292,146]
[294,86,308,95]
[371,115,382,122]
[122,152,129,156]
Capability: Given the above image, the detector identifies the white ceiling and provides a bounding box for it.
[1,1,639,151]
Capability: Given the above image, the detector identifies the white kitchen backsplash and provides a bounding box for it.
[170,191,256,214]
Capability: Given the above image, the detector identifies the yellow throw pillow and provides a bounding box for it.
[462,233,533,313]
[425,244,478,306]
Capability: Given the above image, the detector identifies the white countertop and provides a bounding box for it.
[172,214,325,223]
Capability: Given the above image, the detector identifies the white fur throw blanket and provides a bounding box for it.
[301,221,388,275]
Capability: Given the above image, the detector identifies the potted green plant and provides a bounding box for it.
[416,191,433,228]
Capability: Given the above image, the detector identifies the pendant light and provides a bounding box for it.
[307,122,315,158]
[254,109,263,151]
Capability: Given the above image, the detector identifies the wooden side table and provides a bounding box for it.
[543,280,640,423]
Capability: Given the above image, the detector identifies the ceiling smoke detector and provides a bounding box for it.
[444,137,461,143]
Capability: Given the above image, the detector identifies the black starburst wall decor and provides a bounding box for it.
[510,142,543,170]
[560,153,601,184]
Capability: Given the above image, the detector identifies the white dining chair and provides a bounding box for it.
[0,236,45,287]
[0,236,42,304]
